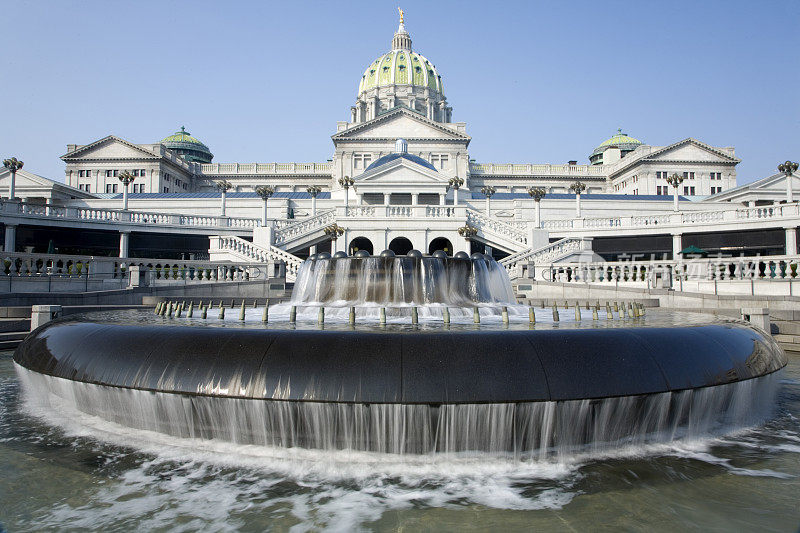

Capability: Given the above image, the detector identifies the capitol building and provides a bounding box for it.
[1,13,798,274]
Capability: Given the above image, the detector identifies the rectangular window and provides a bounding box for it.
[140,169,146,175]
[353,153,372,170]
[431,154,449,169]
[113,184,118,193]
[105,170,112,177]
[163,187,169,193]
[113,170,119,177]
[710,172,722,180]
[683,172,695,180]
[656,171,667,179]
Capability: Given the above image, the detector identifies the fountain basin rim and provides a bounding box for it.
[14,319,787,405]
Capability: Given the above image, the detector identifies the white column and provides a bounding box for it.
[122,184,129,210]
[4,224,16,252]
[673,187,679,211]
[535,201,541,228]
[310,244,317,255]
[343,187,349,207]
[672,233,682,259]
[787,173,794,204]
[220,190,227,217]
[119,232,130,259]
[485,196,490,216]
[311,195,317,216]
[453,188,459,205]
[575,193,581,218]
[262,200,269,226]
[412,194,418,206]
[786,227,797,256]
[439,193,445,206]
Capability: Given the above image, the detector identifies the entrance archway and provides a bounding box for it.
[349,237,373,255]
[428,237,453,256]
[389,237,414,255]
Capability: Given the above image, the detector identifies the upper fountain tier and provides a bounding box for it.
[291,252,515,306]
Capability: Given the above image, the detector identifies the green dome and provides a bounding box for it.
[592,130,642,156]
[358,50,444,96]
[159,126,213,164]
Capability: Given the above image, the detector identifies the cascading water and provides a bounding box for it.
[12,251,788,456]
[288,254,515,307]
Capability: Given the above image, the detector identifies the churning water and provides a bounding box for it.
[2,350,799,531]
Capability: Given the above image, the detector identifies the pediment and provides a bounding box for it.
[62,136,158,160]
[356,159,447,186]
[645,139,739,163]
[333,108,470,142]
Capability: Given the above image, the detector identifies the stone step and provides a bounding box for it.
[0,331,29,351]
[773,320,800,335]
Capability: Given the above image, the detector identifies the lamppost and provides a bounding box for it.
[448,176,464,205]
[216,180,232,217]
[480,185,496,216]
[569,181,586,218]
[324,223,345,252]
[255,185,275,226]
[117,170,135,210]
[339,176,354,208]
[666,173,684,212]
[307,185,322,216]
[3,156,23,200]
[778,160,798,204]
[457,224,478,240]
[527,186,546,228]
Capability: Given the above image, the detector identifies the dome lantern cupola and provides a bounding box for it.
[351,9,452,124]
[392,8,412,51]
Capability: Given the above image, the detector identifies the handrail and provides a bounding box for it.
[210,236,304,281]
[273,209,336,245]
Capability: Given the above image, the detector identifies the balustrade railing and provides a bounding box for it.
[273,209,336,245]
[210,236,303,281]
[499,237,586,273]
[465,209,528,246]
[0,251,275,286]
[2,199,260,230]
[542,255,800,286]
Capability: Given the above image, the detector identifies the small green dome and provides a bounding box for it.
[159,126,213,164]
[592,130,642,156]
[358,50,444,96]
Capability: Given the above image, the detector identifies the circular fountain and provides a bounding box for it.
[13,252,787,457]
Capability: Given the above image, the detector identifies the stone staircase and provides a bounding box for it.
[272,209,336,251]
[209,236,304,282]
[465,209,529,254]
[500,237,590,279]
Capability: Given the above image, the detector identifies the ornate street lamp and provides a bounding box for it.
[339,176,354,207]
[666,173,684,212]
[3,156,23,200]
[778,160,798,204]
[457,224,478,239]
[448,176,464,205]
[323,223,345,240]
[216,180,232,217]
[480,185,496,216]
[117,170,135,210]
[255,185,275,226]
[569,181,586,218]
[306,185,322,216]
[527,186,546,228]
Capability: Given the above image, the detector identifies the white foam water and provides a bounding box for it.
[16,366,782,458]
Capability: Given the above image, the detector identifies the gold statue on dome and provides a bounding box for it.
[398,7,404,24]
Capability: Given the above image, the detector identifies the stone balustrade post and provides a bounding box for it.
[30,305,62,331]
[4,224,16,252]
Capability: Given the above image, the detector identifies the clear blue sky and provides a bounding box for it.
[2,0,797,185]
